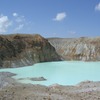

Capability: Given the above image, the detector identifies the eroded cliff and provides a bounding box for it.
[0,34,61,68]
[48,37,100,61]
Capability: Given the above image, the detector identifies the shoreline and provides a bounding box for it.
[0,72,100,100]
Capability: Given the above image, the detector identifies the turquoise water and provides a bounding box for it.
[0,61,100,86]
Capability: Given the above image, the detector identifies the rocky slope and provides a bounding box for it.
[48,37,100,61]
[0,34,61,68]
[0,72,100,100]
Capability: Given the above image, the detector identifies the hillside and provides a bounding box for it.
[48,37,100,61]
[0,34,61,68]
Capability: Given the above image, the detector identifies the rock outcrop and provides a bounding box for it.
[0,34,61,68]
[48,37,100,61]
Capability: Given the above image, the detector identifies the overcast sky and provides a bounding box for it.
[0,0,100,38]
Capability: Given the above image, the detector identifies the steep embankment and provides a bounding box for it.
[0,34,60,68]
[48,37,100,61]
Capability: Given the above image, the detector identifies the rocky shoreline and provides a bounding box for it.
[0,72,100,100]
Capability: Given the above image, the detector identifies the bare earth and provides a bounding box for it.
[0,72,100,100]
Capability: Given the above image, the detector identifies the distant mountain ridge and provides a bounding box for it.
[48,37,100,61]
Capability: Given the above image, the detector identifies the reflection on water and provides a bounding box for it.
[0,61,100,86]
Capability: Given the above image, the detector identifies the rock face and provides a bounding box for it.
[0,34,61,68]
[48,37,100,61]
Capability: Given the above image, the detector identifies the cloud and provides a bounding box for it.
[14,24,24,31]
[53,12,67,21]
[0,13,31,33]
[13,13,18,17]
[13,13,26,32]
[12,12,25,23]
[95,2,100,11]
[68,31,76,35]
[15,16,25,23]
[0,14,12,33]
